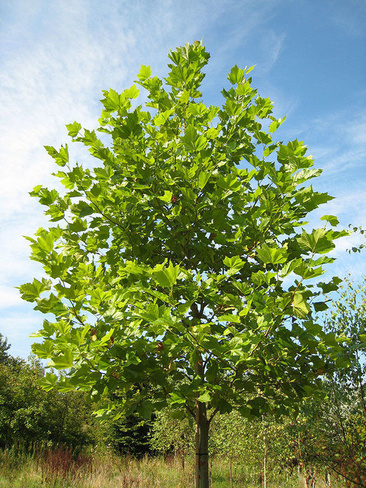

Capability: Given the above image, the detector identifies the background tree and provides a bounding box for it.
[278,277,366,487]
[105,411,153,457]
[0,333,12,366]
[319,277,366,485]
[150,407,194,470]
[0,347,98,451]
[209,412,266,486]
[20,41,347,487]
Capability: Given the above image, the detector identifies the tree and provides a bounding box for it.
[0,356,98,450]
[320,277,366,485]
[20,41,347,487]
[280,277,366,487]
[150,407,194,468]
[106,411,153,457]
[0,333,11,365]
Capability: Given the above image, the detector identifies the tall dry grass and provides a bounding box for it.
[0,447,346,488]
[0,447,194,488]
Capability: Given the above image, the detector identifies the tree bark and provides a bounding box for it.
[229,458,233,488]
[195,398,210,488]
[263,434,267,488]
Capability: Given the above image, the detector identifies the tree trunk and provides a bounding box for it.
[195,399,210,488]
[262,417,267,488]
[229,457,233,488]
[325,472,331,487]
[209,458,213,487]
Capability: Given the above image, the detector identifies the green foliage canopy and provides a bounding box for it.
[21,41,347,422]
[321,277,366,484]
[0,333,12,366]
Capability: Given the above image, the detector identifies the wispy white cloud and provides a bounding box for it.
[258,31,286,74]
[285,105,366,231]
[1,0,286,353]
[0,286,23,309]
[2,0,363,357]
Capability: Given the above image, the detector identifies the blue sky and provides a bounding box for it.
[1,0,365,358]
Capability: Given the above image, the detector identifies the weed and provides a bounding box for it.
[0,448,348,488]
[36,446,93,487]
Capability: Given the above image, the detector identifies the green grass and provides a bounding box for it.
[0,447,345,488]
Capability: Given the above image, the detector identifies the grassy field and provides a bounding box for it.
[0,447,345,488]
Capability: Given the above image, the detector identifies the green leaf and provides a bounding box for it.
[256,243,288,265]
[137,64,152,81]
[197,171,210,190]
[32,340,54,358]
[232,281,251,296]
[157,190,173,203]
[100,328,115,345]
[220,313,241,323]
[30,186,59,206]
[293,262,325,280]
[123,85,139,99]
[50,348,74,369]
[39,372,58,391]
[169,392,186,405]
[66,121,82,137]
[197,391,211,403]
[217,173,240,191]
[35,293,67,316]
[194,135,207,151]
[187,102,207,116]
[292,292,310,318]
[216,398,232,414]
[245,65,255,74]
[44,145,69,167]
[169,409,186,420]
[223,256,244,277]
[154,261,179,288]
[181,124,206,151]
[268,117,286,133]
[223,255,244,270]
[206,362,218,382]
[321,215,339,226]
[154,108,173,126]
[318,276,342,293]
[101,88,122,112]
[18,278,51,302]
[228,64,245,84]
[314,301,328,312]
[239,405,252,417]
[297,228,335,254]
[73,201,94,218]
